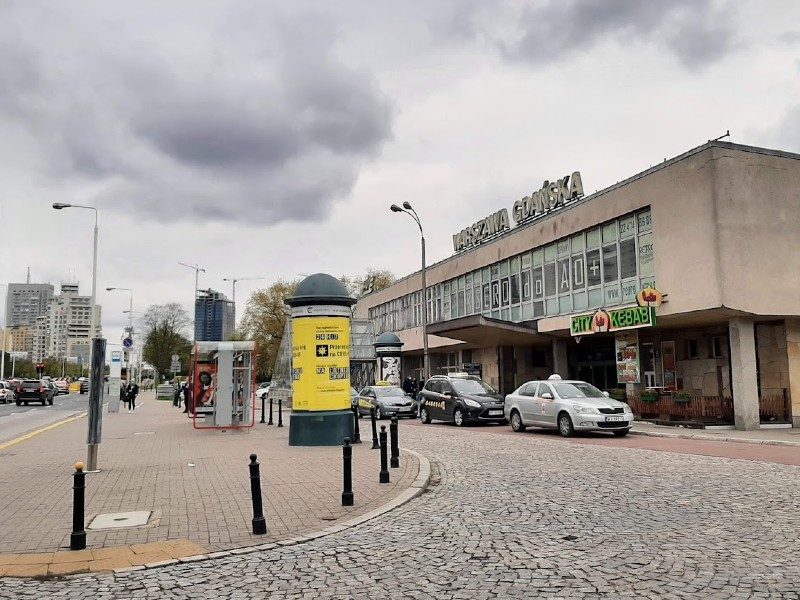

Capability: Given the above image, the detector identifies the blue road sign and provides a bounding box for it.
[123,337,134,348]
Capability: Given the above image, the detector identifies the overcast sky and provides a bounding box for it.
[1,0,799,348]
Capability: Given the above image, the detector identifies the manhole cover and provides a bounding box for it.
[88,511,152,530]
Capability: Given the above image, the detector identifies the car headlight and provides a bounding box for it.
[623,404,633,413]
[464,398,481,408]
[573,405,600,414]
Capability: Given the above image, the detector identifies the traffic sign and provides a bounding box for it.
[171,354,180,361]
[123,337,133,348]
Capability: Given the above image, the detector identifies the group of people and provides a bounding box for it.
[174,381,191,413]
[120,381,140,413]
[402,376,425,399]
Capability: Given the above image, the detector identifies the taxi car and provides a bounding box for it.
[418,373,505,427]
[504,375,633,437]
[354,382,417,419]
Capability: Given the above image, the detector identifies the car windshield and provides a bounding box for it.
[451,378,496,395]
[375,387,406,397]
[553,382,606,399]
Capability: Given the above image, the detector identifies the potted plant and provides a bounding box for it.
[639,390,659,403]
[673,391,692,403]
[608,388,627,401]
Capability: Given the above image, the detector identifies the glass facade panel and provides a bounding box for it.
[604,283,620,305]
[618,215,636,238]
[639,232,654,276]
[544,263,557,296]
[510,274,520,304]
[619,238,637,279]
[557,258,571,294]
[573,290,588,311]
[621,280,638,303]
[559,295,572,314]
[602,223,617,243]
[532,248,544,267]
[521,271,532,301]
[510,256,520,273]
[588,288,603,308]
[602,244,618,282]
[638,210,653,233]
[546,298,559,315]
[499,261,509,277]
[521,253,532,269]
[557,239,570,257]
[533,268,544,299]
[586,249,601,287]
[511,306,521,322]
[586,228,600,249]
[544,244,557,262]
[571,233,584,252]
[522,303,533,320]
[571,255,585,290]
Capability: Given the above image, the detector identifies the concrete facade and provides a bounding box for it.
[355,142,800,428]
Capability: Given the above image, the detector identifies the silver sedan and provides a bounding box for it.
[504,376,633,437]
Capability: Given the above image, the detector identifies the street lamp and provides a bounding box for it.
[52,203,98,366]
[106,287,133,381]
[0,283,7,381]
[178,262,205,378]
[390,202,429,381]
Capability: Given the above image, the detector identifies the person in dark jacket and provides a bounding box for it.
[127,381,140,413]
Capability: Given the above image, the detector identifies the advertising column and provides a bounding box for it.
[285,274,356,446]
[107,349,122,413]
[374,332,404,385]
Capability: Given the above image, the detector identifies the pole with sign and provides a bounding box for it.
[87,338,106,472]
[285,274,356,446]
[108,350,122,413]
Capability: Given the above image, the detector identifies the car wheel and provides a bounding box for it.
[453,408,465,427]
[420,407,431,424]
[510,410,526,432]
[558,412,575,437]
[613,429,630,437]
[15,401,21,406]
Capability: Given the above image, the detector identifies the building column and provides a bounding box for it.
[729,317,760,431]
[552,339,568,378]
[786,319,800,428]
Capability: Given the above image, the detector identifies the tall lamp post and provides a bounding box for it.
[52,203,98,367]
[390,202,429,381]
[106,287,133,381]
[0,283,7,381]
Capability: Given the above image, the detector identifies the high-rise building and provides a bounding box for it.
[195,289,235,342]
[33,283,102,363]
[5,283,55,327]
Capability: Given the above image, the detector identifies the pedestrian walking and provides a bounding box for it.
[120,382,128,411]
[182,381,192,414]
[173,383,181,407]
[127,381,140,413]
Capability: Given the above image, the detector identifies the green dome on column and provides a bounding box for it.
[375,332,403,349]
[285,273,356,308]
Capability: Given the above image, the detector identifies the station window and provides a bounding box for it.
[710,336,725,358]
[685,339,699,359]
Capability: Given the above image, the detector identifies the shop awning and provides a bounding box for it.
[426,315,544,346]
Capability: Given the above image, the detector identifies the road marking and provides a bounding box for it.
[0,412,87,452]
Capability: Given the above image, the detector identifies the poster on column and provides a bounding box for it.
[615,330,641,384]
[380,356,400,386]
[292,317,351,411]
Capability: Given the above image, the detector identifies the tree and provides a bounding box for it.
[239,279,299,381]
[141,303,192,380]
[339,268,395,298]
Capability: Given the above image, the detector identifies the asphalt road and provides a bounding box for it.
[0,392,88,446]
[3,417,800,599]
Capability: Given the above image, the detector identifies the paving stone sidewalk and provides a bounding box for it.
[0,391,421,577]
[631,421,800,446]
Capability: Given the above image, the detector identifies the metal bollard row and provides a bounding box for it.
[249,454,268,535]
[379,425,390,483]
[70,462,86,550]
[390,416,400,468]
[352,406,362,444]
[342,438,354,506]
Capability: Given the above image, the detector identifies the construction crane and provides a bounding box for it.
[222,277,266,304]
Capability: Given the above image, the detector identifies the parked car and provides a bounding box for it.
[354,383,417,419]
[504,375,633,437]
[15,379,54,406]
[255,383,270,400]
[0,381,15,404]
[418,373,506,426]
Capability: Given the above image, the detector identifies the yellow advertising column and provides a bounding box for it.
[285,273,356,446]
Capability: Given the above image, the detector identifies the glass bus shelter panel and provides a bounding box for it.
[192,341,256,430]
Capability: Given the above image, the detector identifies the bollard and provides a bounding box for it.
[249,454,268,535]
[268,397,274,425]
[70,462,87,550]
[390,416,400,468]
[342,437,354,506]
[370,405,379,450]
[260,396,266,424]
[379,426,390,483]
[352,406,362,444]
[277,398,284,427]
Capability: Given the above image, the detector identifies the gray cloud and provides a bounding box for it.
[499,0,739,70]
[0,4,394,225]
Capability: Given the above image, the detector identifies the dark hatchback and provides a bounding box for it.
[418,373,506,427]
[16,379,54,406]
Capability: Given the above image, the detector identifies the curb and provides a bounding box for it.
[629,429,800,447]
[95,449,433,578]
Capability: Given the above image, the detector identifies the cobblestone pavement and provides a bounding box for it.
[3,424,800,599]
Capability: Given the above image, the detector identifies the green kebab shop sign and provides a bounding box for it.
[571,305,656,336]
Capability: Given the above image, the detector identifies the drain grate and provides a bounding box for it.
[88,511,152,530]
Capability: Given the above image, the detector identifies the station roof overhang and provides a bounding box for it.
[426,315,544,346]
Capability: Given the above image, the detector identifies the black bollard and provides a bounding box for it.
[268,397,274,425]
[260,396,266,424]
[248,454,268,535]
[342,437,354,506]
[390,416,400,468]
[352,406,362,444]
[70,462,86,550]
[370,405,379,450]
[379,426,390,483]
[277,398,284,427]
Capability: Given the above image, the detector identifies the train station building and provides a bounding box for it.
[354,141,800,430]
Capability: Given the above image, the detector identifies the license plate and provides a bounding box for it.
[606,415,624,422]
[488,410,503,416]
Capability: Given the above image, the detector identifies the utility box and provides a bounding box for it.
[192,341,256,430]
